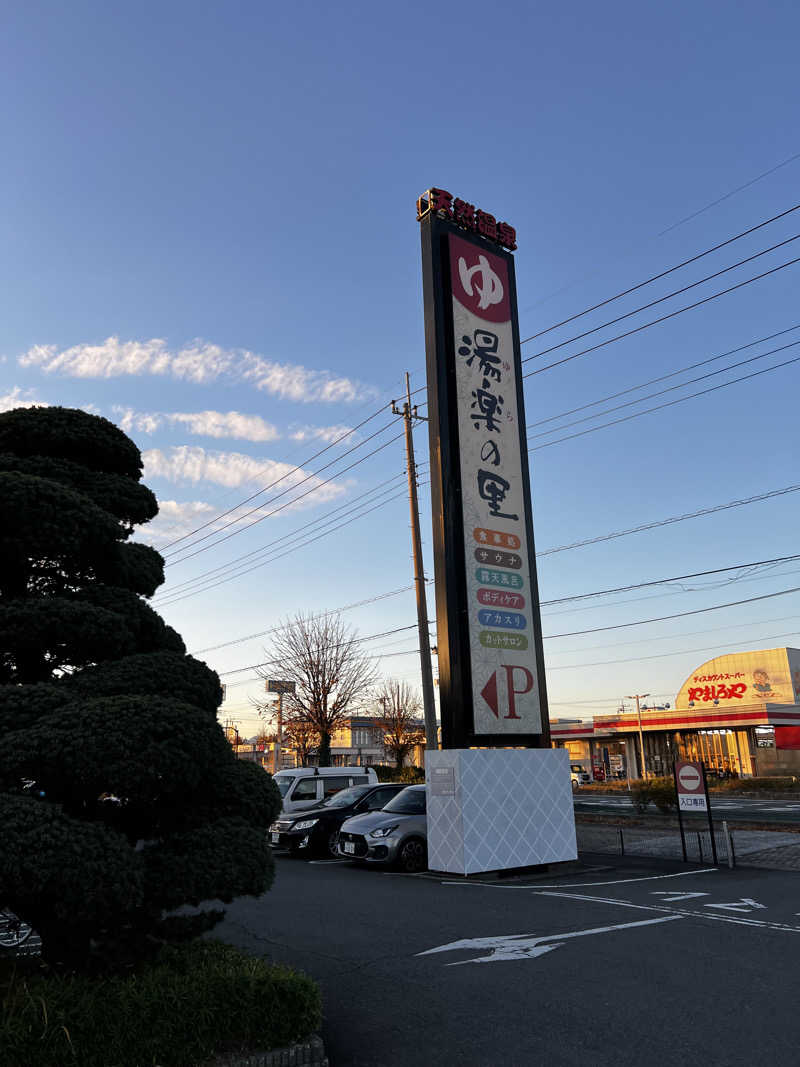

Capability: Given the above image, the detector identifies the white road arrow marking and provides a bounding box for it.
[704,898,767,912]
[416,914,682,966]
[651,891,709,903]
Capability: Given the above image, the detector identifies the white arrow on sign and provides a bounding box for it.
[651,891,709,903]
[704,898,766,913]
[416,914,682,966]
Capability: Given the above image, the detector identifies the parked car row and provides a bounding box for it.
[269,768,429,874]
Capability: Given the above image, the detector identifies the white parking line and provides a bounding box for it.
[442,868,718,890]
[537,890,800,934]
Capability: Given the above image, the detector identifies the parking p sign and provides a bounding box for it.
[675,760,708,813]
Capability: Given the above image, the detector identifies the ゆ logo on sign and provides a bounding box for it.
[458,254,504,311]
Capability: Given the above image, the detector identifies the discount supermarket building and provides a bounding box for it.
[551,647,800,778]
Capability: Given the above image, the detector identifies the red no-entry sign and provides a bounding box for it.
[673,759,717,864]
[675,760,708,812]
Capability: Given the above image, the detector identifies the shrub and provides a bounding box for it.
[630,777,677,814]
[373,764,424,783]
[0,940,321,1067]
[713,775,799,792]
[0,407,281,972]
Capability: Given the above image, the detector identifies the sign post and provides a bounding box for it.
[266,680,295,774]
[418,188,577,874]
[418,188,548,747]
[674,760,717,865]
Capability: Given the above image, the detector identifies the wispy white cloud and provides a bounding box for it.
[142,446,348,508]
[138,499,219,547]
[113,406,280,443]
[289,423,355,444]
[0,390,102,417]
[20,336,376,404]
[0,387,47,412]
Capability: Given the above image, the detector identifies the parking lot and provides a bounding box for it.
[218,850,800,1066]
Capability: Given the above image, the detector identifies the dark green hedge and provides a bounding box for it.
[630,777,677,814]
[374,764,424,783]
[0,940,321,1067]
[0,407,143,479]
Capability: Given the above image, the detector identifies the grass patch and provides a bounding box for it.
[0,939,320,1067]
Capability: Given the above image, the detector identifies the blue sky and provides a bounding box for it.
[2,0,799,733]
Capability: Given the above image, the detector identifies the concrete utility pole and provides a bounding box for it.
[626,693,650,779]
[271,691,284,774]
[392,374,438,751]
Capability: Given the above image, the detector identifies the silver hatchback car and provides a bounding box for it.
[337,785,427,873]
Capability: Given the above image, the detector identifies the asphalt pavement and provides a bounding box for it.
[218,852,800,1067]
[574,790,800,824]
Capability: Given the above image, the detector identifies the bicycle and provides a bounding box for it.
[0,908,33,949]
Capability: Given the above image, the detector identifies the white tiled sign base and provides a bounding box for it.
[425,749,577,875]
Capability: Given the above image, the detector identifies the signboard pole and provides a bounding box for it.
[674,759,719,865]
[266,680,295,774]
[702,762,718,865]
[673,762,688,862]
[418,189,578,875]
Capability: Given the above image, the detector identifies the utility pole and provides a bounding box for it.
[271,691,284,774]
[392,373,438,751]
[626,693,650,780]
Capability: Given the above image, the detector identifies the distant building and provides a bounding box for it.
[552,646,800,778]
[277,713,426,769]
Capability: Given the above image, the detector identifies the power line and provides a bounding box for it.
[657,150,800,236]
[547,628,800,672]
[549,613,800,657]
[541,565,800,619]
[520,232,800,364]
[165,427,406,567]
[220,637,440,689]
[521,253,800,381]
[544,585,800,640]
[155,469,419,601]
[526,337,800,442]
[521,204,800,345]
[540,555,800,607]
[160,401,393,552]
[187,489,800,654]
[525,323,800,432]
[218,623,423,677]
[529,349,800,451]
[156,481,427,608]
[164,417,401,562]
[190,584,418,656]
[210,582,800,684]
[219,600,800,691]
[536,483,800,557]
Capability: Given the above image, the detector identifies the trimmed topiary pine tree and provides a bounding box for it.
[0,406,280,972]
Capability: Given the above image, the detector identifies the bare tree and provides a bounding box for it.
[259,613,378,766]
[281,700,319,767]
[377,679,424,771]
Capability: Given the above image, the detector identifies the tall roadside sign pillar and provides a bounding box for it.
[417,188,575,875]
[266,679,295,774]
[418,188,549,749]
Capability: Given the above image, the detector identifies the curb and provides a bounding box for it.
[210,1034,328,1067]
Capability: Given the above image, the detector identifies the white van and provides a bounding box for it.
[273,766,379,813]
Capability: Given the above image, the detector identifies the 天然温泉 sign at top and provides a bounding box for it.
[418,188,549,749]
